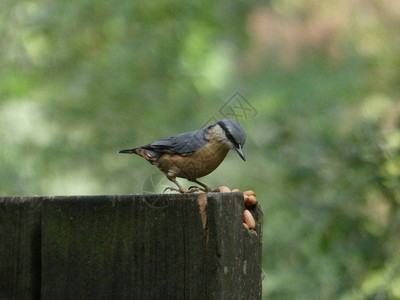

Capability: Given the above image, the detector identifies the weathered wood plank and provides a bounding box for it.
[205,193,263,299]
[0,197,42,300]
[41,194,209,299]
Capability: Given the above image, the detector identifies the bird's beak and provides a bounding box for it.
[235,144,246,161]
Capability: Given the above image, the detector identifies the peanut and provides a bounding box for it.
[219,186,231,193]
[244,195,257,207]
[243,190,256,197]
[243,209,256,229]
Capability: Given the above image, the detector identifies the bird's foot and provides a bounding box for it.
[163,186,201,194]
[163,186,186,193]
[188,185,219,193]
[163,183,217,194]
[189,179,219,193]
[188,186,202,193]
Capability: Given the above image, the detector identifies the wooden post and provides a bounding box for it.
[0,193,262,299]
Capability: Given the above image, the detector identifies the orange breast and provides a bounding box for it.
[157,140,229,180]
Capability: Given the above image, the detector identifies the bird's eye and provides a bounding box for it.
[226,130,236,140]
[226,131,239,147]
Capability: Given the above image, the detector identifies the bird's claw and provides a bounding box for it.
[163,186,185,193]
[163,185,218,194]
[188,186,202,193]
[189,185,219,193]
[163,186,200,194]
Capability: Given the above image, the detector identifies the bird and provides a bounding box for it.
[118,118,246,193]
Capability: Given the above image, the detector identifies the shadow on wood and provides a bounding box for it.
[0,193,262,299]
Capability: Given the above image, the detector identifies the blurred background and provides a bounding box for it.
[1,0,400,298]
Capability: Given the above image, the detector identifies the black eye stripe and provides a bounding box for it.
[226,131,239,147]
[219,121,239,147]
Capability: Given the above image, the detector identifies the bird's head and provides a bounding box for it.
[212,118,247,161]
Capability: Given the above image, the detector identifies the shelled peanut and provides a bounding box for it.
[218,186,258,230]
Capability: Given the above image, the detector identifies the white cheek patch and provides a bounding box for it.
[227,141,236,150]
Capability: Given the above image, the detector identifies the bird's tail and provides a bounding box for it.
[118,147,158,165]
[118,148,138,154]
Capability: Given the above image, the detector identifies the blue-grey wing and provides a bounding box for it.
[142,130,207,155]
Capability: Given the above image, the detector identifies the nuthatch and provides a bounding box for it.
[119,118,246,193]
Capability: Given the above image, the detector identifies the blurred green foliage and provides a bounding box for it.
[1,0,400,298]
